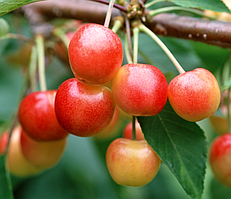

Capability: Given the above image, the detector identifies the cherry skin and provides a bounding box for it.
[106,138,161,187]
[55,78,116,137]
[0,127,43,177]
[209,133,231,187]
[112,63,168,116]
[68,23,123,85]
[18,90,69,142]
[20,130,67,169]
[123,120,145,140]
[168,68,220,122]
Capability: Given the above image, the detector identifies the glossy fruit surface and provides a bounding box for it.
[209,133,231,187]
[123,120,145,140]
[68,23,123,85]
[55,78,116,137]
[1,127,42,177]
[18,90,69,141]
[106,138,161,187]
[112,63,168,116]
[168,68,220,122]
[20,130,67,169]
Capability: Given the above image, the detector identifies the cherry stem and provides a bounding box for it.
[138,24,185,74]
[149,6,214,19]
[132,116,137,140]
[133,26,139,64]
[104,0,116,28]
[124,34,133,64]
[35,34,47,91]
[111,19,123,33]
[53,27,70,48]
[29,45,38,92]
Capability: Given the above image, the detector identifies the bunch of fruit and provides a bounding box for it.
[2,22,221,187]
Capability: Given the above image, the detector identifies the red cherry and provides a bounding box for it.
[68,23,123,85]
[209,133,231,187]
[168,68,220,122]
[18,90,69,141]
[55,78,116,137]
[112,63,168,116]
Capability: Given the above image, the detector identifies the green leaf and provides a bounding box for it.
[0,0,42,17]
[137,101,207,199]
[0,155,14,199]
[168,0,230,13]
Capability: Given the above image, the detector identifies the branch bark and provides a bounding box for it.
[21,0,231,48]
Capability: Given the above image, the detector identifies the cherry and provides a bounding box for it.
[123,120,145,140]
[18,90,69,141]
[20,130,67,169]
[209,133,231,187]
[168,68,220,122]
[112,63,168,116]
[55,78,116,137]
[0,127,42,177]
[68,23,123,85]
[106,138,161,187]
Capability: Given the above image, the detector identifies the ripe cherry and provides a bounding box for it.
[123,120,145,140]
[209,133,231,187]
[106,138,161,187]
[18,90,69,141]
[168,68,220,122]
[0,127,42,177]
[68,23,123,85]
[112,63,168,116]
[55,78,116,137]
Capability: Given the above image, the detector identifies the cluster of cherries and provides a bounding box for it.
[0,23,222,187]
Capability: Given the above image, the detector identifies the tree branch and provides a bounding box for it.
[146,13,231,48]
[21,0,231,48]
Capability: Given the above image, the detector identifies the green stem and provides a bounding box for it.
[145,0,165,8]
[111,19,123,33]
[29,45,38,92]
[132,26,139,64]
[104,0,116,28]
[149,6,212,18]
[124,34,133,64]
[53,28,70,48]
[132,116,136,140]
[35,34,47,91]
[138,24,185,74]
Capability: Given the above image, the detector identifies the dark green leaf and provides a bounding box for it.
[137,102,207,199]
[0,0,42,17]
[168,0,230,13]
[0,155,14,199]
